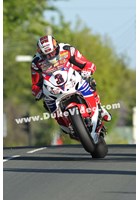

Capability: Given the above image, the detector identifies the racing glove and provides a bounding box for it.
[81,70,92,79]
[81,63,96,79]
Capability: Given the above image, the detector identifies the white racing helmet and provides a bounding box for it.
[37,35,59,64]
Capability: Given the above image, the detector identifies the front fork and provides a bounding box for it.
[57,93,106,142]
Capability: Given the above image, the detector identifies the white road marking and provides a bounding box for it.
[3,155,21,163]
[27,147,47,154]
[3,147,47,162]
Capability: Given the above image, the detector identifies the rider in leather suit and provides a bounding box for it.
[31,35,112,126]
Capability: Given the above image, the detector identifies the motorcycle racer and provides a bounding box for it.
[31,35,112,125]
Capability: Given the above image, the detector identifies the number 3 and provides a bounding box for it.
[54,74,64,85]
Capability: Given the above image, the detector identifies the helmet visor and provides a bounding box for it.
[46,49,57,60]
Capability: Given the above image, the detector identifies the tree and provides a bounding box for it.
[3,0,136,146]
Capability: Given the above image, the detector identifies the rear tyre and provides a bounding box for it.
[68,108,95,153]
[91,136,108,158]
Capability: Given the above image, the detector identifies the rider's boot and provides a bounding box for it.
[93,91,112,122]
[88,77,112,122]
[100,106,112,122]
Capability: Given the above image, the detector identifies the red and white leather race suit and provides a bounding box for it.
[31,43,96,96]
[31,43,111,122]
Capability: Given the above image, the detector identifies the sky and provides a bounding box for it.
[46,0,136,69]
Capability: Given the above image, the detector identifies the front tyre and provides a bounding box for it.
[68,108,95,153]
[91,136,108,158]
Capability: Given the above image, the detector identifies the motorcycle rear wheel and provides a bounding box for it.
[91,136,108,158]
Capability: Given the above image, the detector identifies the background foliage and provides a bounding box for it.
[3,0,136,147]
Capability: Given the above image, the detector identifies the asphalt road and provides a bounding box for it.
[3,144,136,200]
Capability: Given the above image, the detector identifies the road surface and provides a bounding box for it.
[3,144,136,200]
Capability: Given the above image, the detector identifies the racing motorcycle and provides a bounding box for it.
[42,61,108,158]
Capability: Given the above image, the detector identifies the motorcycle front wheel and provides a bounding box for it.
[68,108,95,154]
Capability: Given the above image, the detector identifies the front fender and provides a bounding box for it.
[60,93,91,118]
